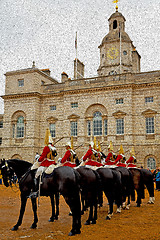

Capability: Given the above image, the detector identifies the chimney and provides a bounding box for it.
[61,72,68,83]
[41,69,51,76]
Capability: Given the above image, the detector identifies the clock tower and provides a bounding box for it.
[97,8,141,76]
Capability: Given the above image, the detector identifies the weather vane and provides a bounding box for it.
[113,0,119,11]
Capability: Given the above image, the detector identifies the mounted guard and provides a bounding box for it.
[60,139,77,168]
[126,147,137,168]
[105,141,116,165]
[28,128,57,198]
[113,144,126,167]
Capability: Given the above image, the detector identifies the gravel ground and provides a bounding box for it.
[0,184,160,240]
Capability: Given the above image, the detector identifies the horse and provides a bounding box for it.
[115,166,135,209]
[128,168,145,207]
[75,166,102,225]
[96,167,122,220]
[0,158,60,222]
[0,159,81,236]
[139,168,155,204]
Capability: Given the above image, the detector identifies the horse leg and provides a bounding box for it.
[65,195,81,236]
[55,192,59,219]
[11,194,27,231]
[106,194,113,220]
[84,204,93,225]
[136,190,142,207]
[30,198,38,229]
[125,195,131,210]
[92,200,97,224]
[48,195,55,222]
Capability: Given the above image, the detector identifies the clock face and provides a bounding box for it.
[107,47,119,59]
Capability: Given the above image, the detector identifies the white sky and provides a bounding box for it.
[0,0,160,113]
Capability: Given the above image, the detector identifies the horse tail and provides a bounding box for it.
[139,169,145,199]
[128,170,135,201]
[73,169,81,190]
[94,170,103,206]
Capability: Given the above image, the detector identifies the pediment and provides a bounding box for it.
[112,110,127,118]
[47,116,58,123]
[142,109,157,116]
[68,114,80,120]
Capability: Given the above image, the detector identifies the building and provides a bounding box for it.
[0,8,160,169]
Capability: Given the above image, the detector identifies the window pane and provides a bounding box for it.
[147,157,156,170]
[50,123,56,138]
[0,137,2,145]
[87,121,91,136]
[50,105,56,111]
[145,97,153,103]
[104,119,108,136]
[16,116,24,138]
[18,79,24,87]
[71,121,77,136]
[116,98,123,104]
[71,102,78,108]
[93,112,102,136]
[116,118,124,134]
[146,117,154,134]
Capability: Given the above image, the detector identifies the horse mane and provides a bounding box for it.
[7,159,32,180]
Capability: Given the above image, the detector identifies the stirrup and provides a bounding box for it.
[28,191,39,199]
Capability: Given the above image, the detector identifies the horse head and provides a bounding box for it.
[0,159,11,187]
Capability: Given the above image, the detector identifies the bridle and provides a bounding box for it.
[1,161,18,188]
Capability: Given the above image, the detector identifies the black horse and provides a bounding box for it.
[115,167,135,209]
[96,167,122,220]
[75,166,102,225]
[0,159,81,236]
[129,168,145,207]
[139,168,155,204]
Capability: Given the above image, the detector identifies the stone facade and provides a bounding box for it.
[0,10,160,169]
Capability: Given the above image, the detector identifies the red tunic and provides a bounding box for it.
[83,149,103,167]
[105,152,115,165]
[61,150,76,168]
[126,156,136,168]
[38,146,56,167]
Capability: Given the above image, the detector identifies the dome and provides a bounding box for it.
[108,11,126,21]
[101,30,132,45]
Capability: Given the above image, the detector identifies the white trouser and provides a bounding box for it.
[35,166,47,179]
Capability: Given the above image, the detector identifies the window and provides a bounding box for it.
[145,97,153,103]
[71,121,77,136]
[49,123,56,138]
[104,119,108,136]
[16,116,24,138]
[146,117,154,134]
[71,102,78,108]
[87,121,91,136]
[0,121,3,128]
[0,137,2,145]
[113,20,117,29]
[93,112,102,136]
[147,157,156,170]
[116,118,124,135]
[18,79,24,87]
[123,51,127,55]
[12,124,15,138]
[50,105,56,111]
[116,98,123,104]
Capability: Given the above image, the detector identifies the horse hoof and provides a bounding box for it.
[30,224,37,229]
[106,216,111,220]
[91,220,96,224]
[11,226,18,231]
[54,216,58,220]
[136,204,140,207]
[84,221,90,225]
[48,218,54,222]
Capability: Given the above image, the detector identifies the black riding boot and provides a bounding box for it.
[28,178,39,199]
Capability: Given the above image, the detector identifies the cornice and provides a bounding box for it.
[2,92,42,100]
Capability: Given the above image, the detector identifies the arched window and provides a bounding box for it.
[16,116,24,138]
[113,20,117,29]
[147,157,156,170]
[93,112,102,136]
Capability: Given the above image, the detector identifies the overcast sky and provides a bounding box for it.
[0,0,160,113]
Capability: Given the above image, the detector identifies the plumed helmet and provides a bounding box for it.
[44,128,53,146]
[130,146,135,156]
[89,141,94,148]
[119,144,124,154]
[108,141,113,151]
[66,141,71,148]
